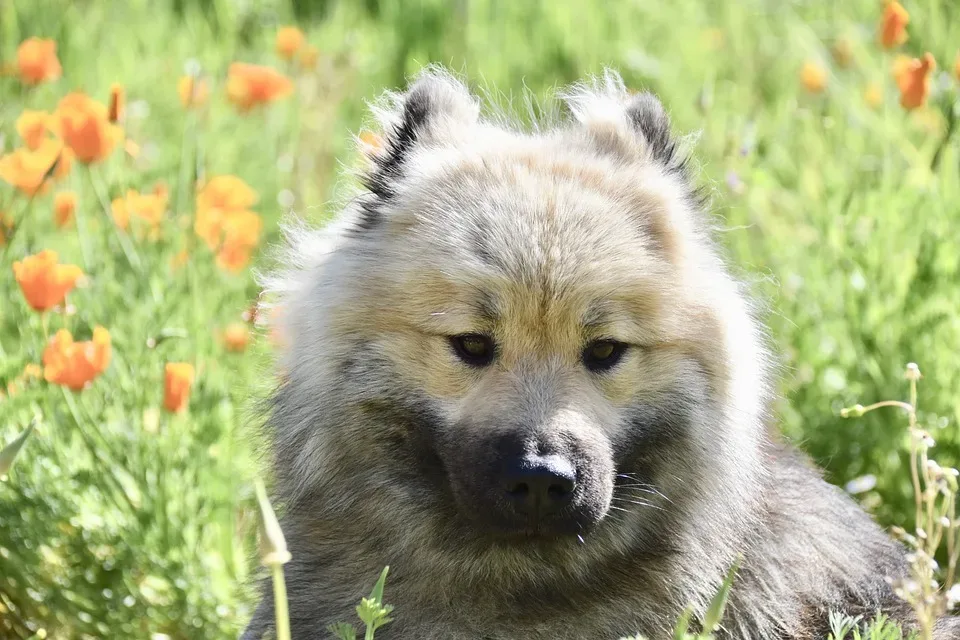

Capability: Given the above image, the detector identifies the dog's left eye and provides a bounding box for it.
[582,340,628,372]
[449,334,496,367]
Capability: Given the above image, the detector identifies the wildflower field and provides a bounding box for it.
[1,0,959,637]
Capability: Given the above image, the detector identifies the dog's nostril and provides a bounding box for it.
[500,454,577,516]
[547,482,573,499]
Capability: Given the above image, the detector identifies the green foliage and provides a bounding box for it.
[829,611,919,640]
[1,0,959,638]
[328,567,393,640]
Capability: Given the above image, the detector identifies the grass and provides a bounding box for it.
[0,0,959,637]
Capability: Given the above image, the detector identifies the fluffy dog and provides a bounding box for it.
[242,67,957,639]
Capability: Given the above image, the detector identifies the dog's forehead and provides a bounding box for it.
[372,138,681,339]
[397,136,676,276]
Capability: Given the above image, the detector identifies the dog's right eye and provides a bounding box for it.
[449,334,496,367]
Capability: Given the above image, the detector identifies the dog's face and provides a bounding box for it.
[269,71,768,551]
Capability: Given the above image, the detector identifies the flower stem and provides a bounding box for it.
[86,165,142,273]
[272,563,291,640]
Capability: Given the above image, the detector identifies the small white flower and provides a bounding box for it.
[845,474,876,494]
[946,584,960,608]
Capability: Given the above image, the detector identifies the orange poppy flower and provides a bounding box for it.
[954,51,960,83]
[215,241,254,272]
[879,1,909,49]
[223,322,250,352]
[13,249,83,311]
[221,209,262,248]
[178,76,209,108]
[196,175,258,213]
[299,45,320,70]
[54,191,77,228]
[16,110,54,150]
[800,61,827,93]
[108,83,125,123]
[0,138,64,196]
[199,209,262,271]
[226,63,294,112]
[54,92,124,164]
[897,53,936,110]
[16,38,62,85]
[42,327,111,391]
[164,362,195,413]
[276,27,305,60]
[111,196,130,230]
[110,188,168,231]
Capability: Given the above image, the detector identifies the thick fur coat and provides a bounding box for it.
[242,68,959,639]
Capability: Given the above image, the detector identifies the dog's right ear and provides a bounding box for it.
[356,68,479,232]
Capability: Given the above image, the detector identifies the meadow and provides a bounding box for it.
[1,0,959,638]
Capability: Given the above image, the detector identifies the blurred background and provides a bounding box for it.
[1,0,959,637]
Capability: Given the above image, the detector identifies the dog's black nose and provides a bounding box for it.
[501,454,576,516]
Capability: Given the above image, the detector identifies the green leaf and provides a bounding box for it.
[327,622,357,640]
[701,554,742,633]
[0,420,36,477]
[369,566,389,604]
[672,605,694,640]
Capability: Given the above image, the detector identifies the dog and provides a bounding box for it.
[242,67,958,639]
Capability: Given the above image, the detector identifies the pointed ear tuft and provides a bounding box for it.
[355,68,479,232]
[625,92,681,172]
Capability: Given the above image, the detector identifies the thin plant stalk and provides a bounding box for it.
[272,563,291,640]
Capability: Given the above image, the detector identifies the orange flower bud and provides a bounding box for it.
[800,61,828,94]
[16,38,62,85]
[108,83,125,123]
[276,26,305,60]
[864,83,883,109]
[163,362,195,413]
[832,38,854,69]
[223,322,251,352]
[12,249,83,311]
[299,45,320,70]
[879,1,909,49]
[42,327,111,391]
[178,75,210,108]
[897,53,936,111]
[54,191,77,228]
[111,196,130,230]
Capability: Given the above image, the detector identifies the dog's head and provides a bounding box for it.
[265,68,770,554]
